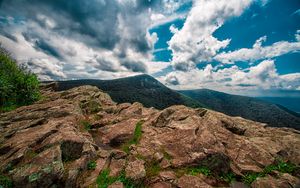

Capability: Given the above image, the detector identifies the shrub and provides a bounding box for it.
[242,160,298,185]
[87,160,97,170]
[145,161,161,177]
[0,46,40,112]
[0,175,13,188]
[80,120,92,131]
[97,169,137,188]
[187,166,212,176]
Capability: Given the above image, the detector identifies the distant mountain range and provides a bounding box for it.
[51,74,300,130]
[178,89,300,129]
[52,74,203,110]
[257,97,300,114]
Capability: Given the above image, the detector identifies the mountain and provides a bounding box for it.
[52,74,204,109]
[1,84,299,187]
[178,89,300,130]
[257,97,300,114]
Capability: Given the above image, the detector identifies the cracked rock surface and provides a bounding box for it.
[0,84,299,187]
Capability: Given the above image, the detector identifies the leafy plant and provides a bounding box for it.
[161,149,172,161]
[96,169,139,188]
[242,160,298,185]
[122,121,143,153]
[80,120,92,131]
[242,173,261,185]
[187,166,212,176]
[220,172,236,183]
[87,160,97,170]
[0,175,13,188]
[0,46,40,112]
[28,172,40,182]
[145,161,161,177]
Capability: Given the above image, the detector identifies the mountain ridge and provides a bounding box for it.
[47,74,300,130]
[48,74,204,110]
[179,88,300,130]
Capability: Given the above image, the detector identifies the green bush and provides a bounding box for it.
[0,46,40,112]
[97,169,138,188]
[242,160,298,185]
[0,175,13,188]
[87,160,97,170]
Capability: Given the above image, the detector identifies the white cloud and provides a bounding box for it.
[160,60,300,93]
[215,35,300,64]
[168,0,252,71]
[296,30,300,42]
[147,61,170,74]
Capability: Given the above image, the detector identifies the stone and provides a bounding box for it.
[1,85,300,187]
[251,174,300,188]
[153,152,164,162]
[177,175,212,188]
[150,181,172,188]
[109,159,126,177]
[125,159,146,180]
[159,171,177,182]
[108,182,124,188]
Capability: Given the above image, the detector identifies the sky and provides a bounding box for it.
[0,0,299,96]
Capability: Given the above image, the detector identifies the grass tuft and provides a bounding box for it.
[87,160,97,170]
[80,120,92,131]
[0,175,13,188]
[145,161,161,178]
[187,166,212,176]
[242,160,298,185]
[121,121,143,154]
[96,169,139,188]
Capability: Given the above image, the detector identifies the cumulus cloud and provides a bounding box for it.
[160,60,300,92]
[0,0,167,80]
[215,35,300,64]
[168,0,252,71]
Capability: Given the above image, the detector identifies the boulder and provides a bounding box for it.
[125,159,146,180]
[177,175,212,188]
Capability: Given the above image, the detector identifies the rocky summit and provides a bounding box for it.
[0,84,299,188]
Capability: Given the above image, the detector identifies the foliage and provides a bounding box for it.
[122,121,143,153]
[0,46,40,112]
[28,172,40,182]
[80,120,92,131]
[161,149,172,161]
[0,175,13,188]
[87,160,97,170]
[187,166,212,176]
[220,172,236,183]
[132,121,143,144]
[97,169,141,188]
[145,161,161,177]
[242,160,298,185]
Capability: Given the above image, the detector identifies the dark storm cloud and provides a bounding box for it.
[34,39,62,59]
[121,59,147,73]
[0,0,161,76]
[0,0,160,52]
[0,0,120,49]
[22,32,62,59]
[0,31,17,42]
[93,57,119,73]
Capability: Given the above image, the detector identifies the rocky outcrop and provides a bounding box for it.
[0,85,299,188]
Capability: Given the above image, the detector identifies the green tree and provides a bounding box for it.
[0,45,40,112]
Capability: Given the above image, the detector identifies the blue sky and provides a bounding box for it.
[0,0,299,96]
